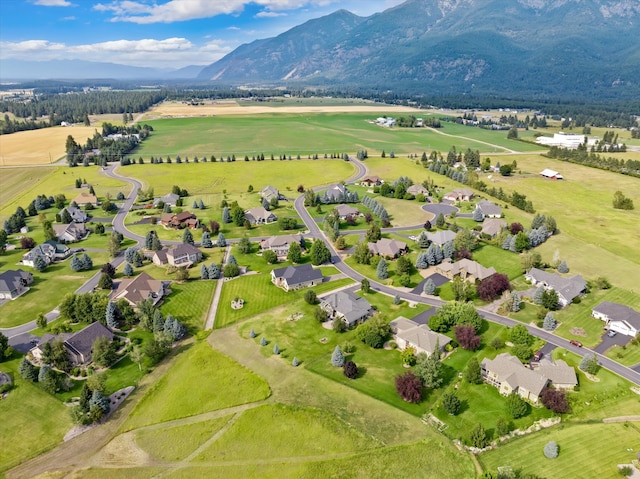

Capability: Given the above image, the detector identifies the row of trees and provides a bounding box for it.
[545,145,640,178]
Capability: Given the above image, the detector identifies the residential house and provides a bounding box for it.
[323,184,348,203]
[260,234,304,259]
[539,168,564,180]
[320,291,372,327]
[360,176,383,187]
[435,258,497,283]
[443,188,475,202]
[481,218,507,238]
[271,264,323,291]
[481,353,549,403]
[592,302,640,337]
[245,206,277,225]
[153,193,180,207]
[72,192,99,207]
[368,238,408,259]
[111,272,167,307]
[406,184,429,196]
[525,268,586,307]
[334,204,360,220]
[30,322,114,366]
[160,211,199,229]
[389,317,451,356]
[536,359,578,390]
[426,230,457,246]
[60,206,87,223]
[54,222,88,243]
[261,185,280,203]
[475,200,502,218]
[22,241,71,267]
[0,269,33,300]
[153,244,202,268]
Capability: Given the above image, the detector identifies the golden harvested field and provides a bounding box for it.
[142,100,421,119]
[0,126,97,166]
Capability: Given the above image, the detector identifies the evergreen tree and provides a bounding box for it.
[473,208,484,222]
[200,263,209,279]
[222,206,232,223]
[463,357,483,384]
[511,291,521,312]
[217,233,226,247]
[151,235,162,251]
[331,345,345,367]
[208,263,220,279]
[105,301,118,328]
[533,286,544,305]
[182,228,194,245]
[123,263,134,277]
[557,260,569,273]
[33,255,47,272]
[81,253,93,270]
[442,392,461,415]
[201,231,213,248]
[89,389,110,414]
[376,258,388,279]
[124,247,136,264]
[287,241,302,263]
[273,343,280,355]
[144,231,154,249]
[543,312,556,331]
[423,278,436,295]
[70,254,83,272]
[19,357,38,381]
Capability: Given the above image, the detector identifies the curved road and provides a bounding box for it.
[3,158,640,387]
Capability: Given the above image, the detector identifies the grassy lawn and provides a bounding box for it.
[193,403,380,461]
[479,422,640,479]
[122,341,270,430]
[135,416,233,462]
[117,160,355,198]
[0,357,73,473]
[605,342,640,366]
[344,255,424,289]
[160,280,217,331]
[473,243,524,280]
[0,167,57,211]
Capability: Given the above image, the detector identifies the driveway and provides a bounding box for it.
[422,204,457,217]
[594,330,632,354]
[411,273,450,295]
[409,308,438,325]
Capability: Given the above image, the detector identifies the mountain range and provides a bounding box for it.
[198,0,640,97]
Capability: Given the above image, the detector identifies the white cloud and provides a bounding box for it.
[255,10,287,18]
[33,0,74,6]
[0,38,234,68]
[93,0,340,24]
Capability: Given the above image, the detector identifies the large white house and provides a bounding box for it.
[592,302,640,337]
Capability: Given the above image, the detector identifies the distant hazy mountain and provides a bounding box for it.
[198,0,640,97]
[0,59,204,81]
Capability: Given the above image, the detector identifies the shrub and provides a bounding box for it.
[303,290,317,305]
[506,393,528,419]
[618,466,633,477]
[332,318,347,333]
[468,423,489,448]
[442,392,461,415]
[455,325,481,351]
[343,360,358,379]
[292,357,299,367]
[541,387,569,414]
[395,371,422,403]
[342,342,355,354]
[401,346,416,366]
[579,353,599,375]
[543,441,559,459]
[260,337,267,346]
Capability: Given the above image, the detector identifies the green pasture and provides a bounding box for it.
[133,114,520,159]
[193,403,379,461]
[135,415,233,462]
[472,244,524,280]
[479,422,640,479]
[0,357,73,473]
[160,280,217,331]
[122,341,270,431]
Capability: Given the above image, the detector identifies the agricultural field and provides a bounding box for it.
[0,125,97,166]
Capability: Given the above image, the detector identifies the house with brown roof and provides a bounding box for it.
[443,188,475,202]
[245,206,277,225]
[334,204,361,220]
[111,272,166,307]
[368,238,408,259]
[153,244,202,268]
[260,234,304,259]
[406,184,429,196]
[481,218,507,238]
[481,353,549,402]
[271,264,323,291]
[160,211,199,229]
[0,269,33,300]
[54,222,88,243]
[72,192,99,207]
[390,317,451,356]
[435,258,497,282]
[360,176,383,187]
[30,322,114,366]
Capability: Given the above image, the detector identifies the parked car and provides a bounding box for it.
[607,330,617,337]
[569,340,583,347]
[532,351,543,361]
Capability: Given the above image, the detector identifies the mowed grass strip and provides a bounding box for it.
[171,440,475,479]
[63,468,165,479]
[0,358,73,472]
[135,415,233,462]
[479,422,640,479]
[122,342,270,430]
[193,403,380,461]
[0,167,57,209]
[160,280,217,331]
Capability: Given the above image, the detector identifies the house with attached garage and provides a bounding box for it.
[334,204,360,220]
[54,222,88,243]
[436,258,497,283]
[153,192,180,208]
[390,317,451,357]
[475,200,502,218]
[368,238,408,259]
[60,205,87,223]
[406,184,429,196]
[72,192,99,207]
[443,188,475,202]
[0,269,33,300]
[30,322,114,366]
[260,234,304,259]
[592,302,640,337]
[153,244,202,268]
[260,185,280,203]
[244,206,277,225]
[111,272,167,308]
[481,218,507,238]
[161,211,199,229]
[360,176,383,187]
[525,268,586,307]
[22,241,71,267]
[426,230,457,247]
[271,264,323,292]
[320,291,372,327]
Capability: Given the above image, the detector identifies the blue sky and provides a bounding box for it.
[0,0,404,69]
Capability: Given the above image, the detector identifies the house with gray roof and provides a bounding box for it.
[30,322,114,366]
[261,185,280,203]
[443,188,474,202]
[22,241,71,268]
[536,358,578,389]
[334,204,360,220]
[320,291,372,327]
[368,238,408,259]
[481,353,550,403]
[481,218,507,238]
[322,184,348,203]
[426,230,457,246]
[390,317,451,356]
[54,222,88,243]
[475,200,503,218]
[406,184,429,196]
[0,269,33,300]
[245,206,277,225]
[111,272,166,308]
[153,192,180,207]
[153,244,202,268]
[260,234,304,259]
[271,264,323,292]
[60,205,87,223]
[592,302,640,337]
[525,268,586,307]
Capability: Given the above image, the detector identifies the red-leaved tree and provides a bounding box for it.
[477,273,511,301]
[395,371,423,403]
[509,222,524,235]
[455,325,481,351]
[541,387,569,413]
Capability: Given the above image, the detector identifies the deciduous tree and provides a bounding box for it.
[395,371,422,403]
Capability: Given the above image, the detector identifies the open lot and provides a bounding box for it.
[0,126,97,166]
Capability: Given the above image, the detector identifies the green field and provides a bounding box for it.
[160,280,217,331]
[122,341,270,431]
[479,422,640,479]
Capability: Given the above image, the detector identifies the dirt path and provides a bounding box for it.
[603,416,640,423]
[204,244,231,330]
[425,126,518,154]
